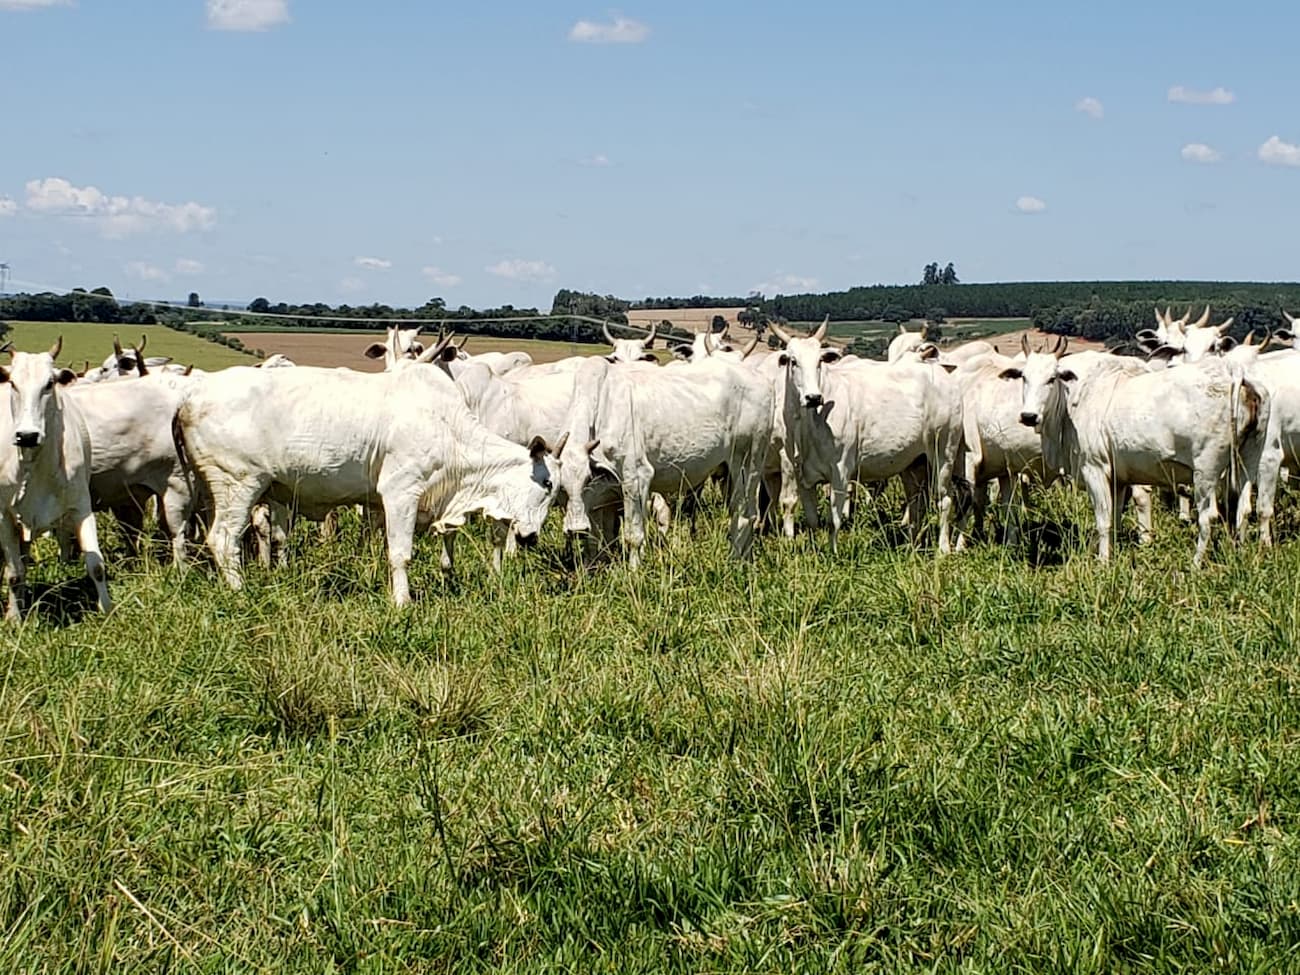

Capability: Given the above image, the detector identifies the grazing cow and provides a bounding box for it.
[64,373,195,564]
[771,320,961,553]
[888,323,994,366]
[259,354,297,368]
[78,334,183,383]
[176,353,561,605]
[1010,347,1278,565]
[0,339,112,619]
[670,328,760,366]
[557,354,773,567]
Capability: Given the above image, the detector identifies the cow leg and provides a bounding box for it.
[1130,485,1154,545]
[1192,472,1220,568]
[320,508,340,542]
[439,533,455,573]
[1081,467,1116,562]
[650,493,672,538]
[490,519,512,573]
[159,480,192,567]
[380,495,419,607]
[113,498,147,560]
[0,514,26,622]
[726,462,760,560]
[73,509,112,614]
[622,470,652,569]
[207,479,259,590]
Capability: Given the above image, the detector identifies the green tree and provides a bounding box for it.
[188,292,202,308]
[940,262,959,285]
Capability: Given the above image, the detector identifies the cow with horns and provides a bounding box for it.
[0,338,113,619]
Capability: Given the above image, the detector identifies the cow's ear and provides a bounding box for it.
[940,362,958,373]
[640,354,657,362]
[821,349,841,363]
[363,343,387,359]
[438,346,459,362]
[998,367,1023,380]
[1217,336,1238,353]
[0,366,8,384]
[778,353,790,365]
[585,439,600,454]
[55,368,77,386]
[1057,369,1078,383]
[672,346,692,360]
[604,355,618,364]
[527,435,548,461]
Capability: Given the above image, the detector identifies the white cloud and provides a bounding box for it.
[24,177,216,237]
[174,258,205,274]
[1168,85,1235,105]
[752,274,818,296]
[354,256,392,270]
[1016,195,1047,214]
[1259,135,1300,168]
[0,0,72,10]
[486,259,556,283]
[579,153,612,167]
[1181,143,1222,164]
[1075,96,1104,120]
[568,16,649,43]
[0,197,16,217]
[206,0,288,31]
[421,266,462,288]
[125,261,168,283]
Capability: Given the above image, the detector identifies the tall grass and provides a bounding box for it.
[2,487,1299,972]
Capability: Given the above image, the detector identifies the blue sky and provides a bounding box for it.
[1,0,1298,310]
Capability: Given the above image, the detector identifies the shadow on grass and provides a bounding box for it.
[23,575,101,626]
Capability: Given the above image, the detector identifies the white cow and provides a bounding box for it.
[259,354,297,368]
[0,339,113,619]
[888,322,995,366]
[64,373,195,564]
[363,326,430,370]
[1012,348,1279,565]
[771,321,961,553]
[557,354,773,567]
[602,321,659,364]
[176,354,561,605]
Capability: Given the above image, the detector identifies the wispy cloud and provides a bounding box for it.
[206,0,289,32]
[486,259,556,282]
[1016,196,1047,214]
[568,15,649,43]
[24,177,216,237]
[0,0,72,10]
[354,256,392,270]
[125,261,168,282]
[421,266,462,288]
[1259,135,1300,168]
[1168,85,1235,105]
[174,258,205,274]
[752,274,818,296]
[0,196,17,217]
[1075,96,1104,120]
[1180,143,1222,164]
[578,153,612,167]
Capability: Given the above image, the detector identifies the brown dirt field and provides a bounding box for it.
[968,328,1106,357]
[224,332,614,370]
[626,308,745,332]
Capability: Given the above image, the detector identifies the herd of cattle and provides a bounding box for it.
[2,304,1299,617]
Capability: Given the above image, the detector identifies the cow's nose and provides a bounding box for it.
[804,394,824,408]
[515,531,539,548]
[14,432,39,449]
[1019,412,1039,428]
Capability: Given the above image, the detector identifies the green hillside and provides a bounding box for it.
[3,322,256,372]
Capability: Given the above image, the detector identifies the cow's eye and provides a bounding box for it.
[45,379,55,390]
[543,478,553,492]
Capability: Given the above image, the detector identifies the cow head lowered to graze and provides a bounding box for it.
[1,338,78,453]
[771,316,840,409]
[603,321,657,363]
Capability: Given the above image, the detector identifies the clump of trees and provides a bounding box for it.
[921,262,959,286]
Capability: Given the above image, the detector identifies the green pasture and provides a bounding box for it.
[2,322,256,372]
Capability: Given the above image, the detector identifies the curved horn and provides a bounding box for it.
[113,335,123,357]
[1154,306,1166,327]
[456,334,470,350]
[703,331,716,356]
[1020,333,1032,357]
[602,321,615,345]
[417,331,455,363]
[50,336,63,360]
[183,364,194,376]
[1216,316,1235,335]
[137,333,147,355]
[132,345,148,376]
[1053,335,1069,358]
[769,322,794,346]
[898,323,907,336]
[1283,310,1296,325]
[1165,306,1174,325]
[811,314,829,343]
[0,342,14,356]
[645,321,657,346]
[1243,329,1255,347]
[1259,331,1274,354]
[740,335,759,359]
[1192,305,1211,329]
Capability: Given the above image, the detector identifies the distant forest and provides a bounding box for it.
[5,278,1300,349]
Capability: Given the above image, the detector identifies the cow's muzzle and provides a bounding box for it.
[515,531,539,549]
[804,394,824,409]
[13,431,40,449]
[1018,412,1039,428]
